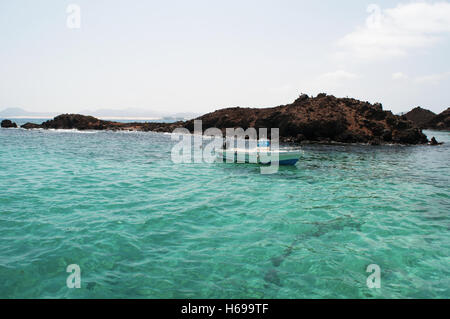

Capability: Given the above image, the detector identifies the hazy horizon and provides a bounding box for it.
[1,0,450,115]
[0,92,448,120]
[0,106,200,120]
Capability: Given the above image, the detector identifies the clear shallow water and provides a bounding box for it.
[0,123,449,299]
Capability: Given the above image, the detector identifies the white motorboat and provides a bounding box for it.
[216,141,302,166]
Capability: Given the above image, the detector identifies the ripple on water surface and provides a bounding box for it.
[0,128,449,298]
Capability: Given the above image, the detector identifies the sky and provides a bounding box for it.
[1,0,449,115]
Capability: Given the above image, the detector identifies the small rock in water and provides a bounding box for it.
[21,122,42,129]
[1,119,17,128]
[429,137,442,145]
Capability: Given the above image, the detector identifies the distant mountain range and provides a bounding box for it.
[0,108,56,118]
[0,107,199,121]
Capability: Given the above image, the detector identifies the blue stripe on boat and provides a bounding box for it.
[278,158,299,166]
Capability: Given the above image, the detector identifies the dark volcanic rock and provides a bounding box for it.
[426,108,450,131]
[405,107,436,128]
[37,113,182,132]
[25,94,430,145]
[392,128,427,144]
[21,122,42,129]
[1,119,17,128]
[188,94,428,144]
[429,137,443,145]
[41,114,118,130]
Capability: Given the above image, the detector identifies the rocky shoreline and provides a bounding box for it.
[1,94,441,145]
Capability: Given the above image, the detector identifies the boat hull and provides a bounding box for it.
[217,150,301,166]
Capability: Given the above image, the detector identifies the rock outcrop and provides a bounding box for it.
[405,107,436,129]
[21,94,430,144]
[39,113,184,132]
[41,114,118,130]
[185,94,428,144]
[426,108,450,131]
[404,106,450,131]
[429,137,443,146]
[1,119,17,128]
[21,122,42,129]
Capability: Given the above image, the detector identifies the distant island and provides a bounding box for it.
[3,93,445,145]
[0,107,56,119]
[405,107,450,131]
[0,107,199,122]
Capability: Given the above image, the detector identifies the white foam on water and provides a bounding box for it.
[44,129,100,134]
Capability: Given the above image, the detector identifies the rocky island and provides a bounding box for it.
[405,107,450,131]
[4,93,432,145]
[425,107,450,131]
[404,107,437,129]
[185,94,428,144]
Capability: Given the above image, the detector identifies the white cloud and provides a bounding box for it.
[391,71,450,84]
[392,72,409,80]
[318,70,360,81]
[414,71,450,84]
[338,2,450,60]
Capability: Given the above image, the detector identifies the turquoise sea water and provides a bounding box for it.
[0,120,449,299]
